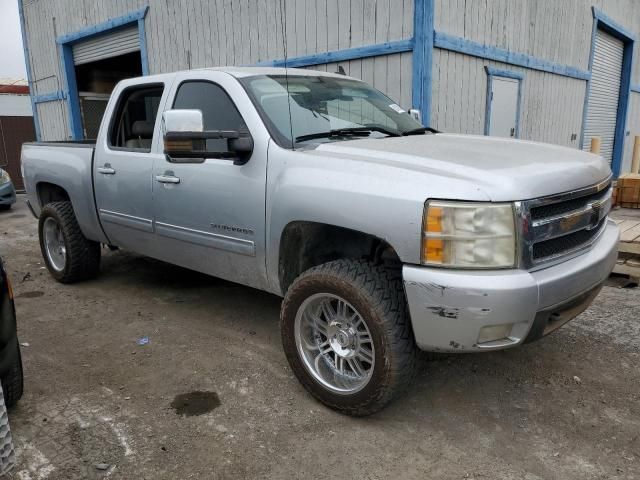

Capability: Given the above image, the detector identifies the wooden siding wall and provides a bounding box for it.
[22,0,415,140]
[21,0,640,168]
[432,0,640,168]
[434,0,640,82]
[431,50,587,147]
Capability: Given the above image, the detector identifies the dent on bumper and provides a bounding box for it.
[403,220,619,352]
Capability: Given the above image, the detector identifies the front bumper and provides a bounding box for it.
[0,182,16,206]
[403,220,619,352]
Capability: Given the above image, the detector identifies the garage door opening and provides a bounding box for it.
[67,24,144,140]
[581,9,635,177]
[582,29,624,167]
[75,51,142,139]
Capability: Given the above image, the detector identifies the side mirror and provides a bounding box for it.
[163,109,204,133]
[162,109,253,164]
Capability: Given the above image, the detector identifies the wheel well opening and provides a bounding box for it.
[36,183,70,208]
[278,221,401,294]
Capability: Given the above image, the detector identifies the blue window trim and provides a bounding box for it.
[33,91,66,104]
[254,39,414,68]
[580,7,635,178]
[484,67,524,138]
[17,0,40,140]
[57,6,149,140]
[434,32,591,81]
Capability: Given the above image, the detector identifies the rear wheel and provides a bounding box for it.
[38,201,100,283]
[281,259,417,416]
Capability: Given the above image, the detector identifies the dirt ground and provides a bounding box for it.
[0,197,639,480]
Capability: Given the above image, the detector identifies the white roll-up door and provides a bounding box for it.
[72,26,140,65]
[583,30,624,165]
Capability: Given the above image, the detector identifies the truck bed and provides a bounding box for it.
[21,141,107,244]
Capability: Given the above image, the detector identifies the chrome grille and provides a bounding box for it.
[518,177,612,269]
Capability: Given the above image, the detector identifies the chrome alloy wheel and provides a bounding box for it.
[42,217,66,272]
[294,293,375,394]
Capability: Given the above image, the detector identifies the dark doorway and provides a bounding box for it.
[74,51,143,139]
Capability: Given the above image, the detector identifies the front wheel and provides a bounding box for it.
[38,201,101,283]
[281,259,417,416]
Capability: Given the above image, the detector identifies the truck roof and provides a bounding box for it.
[133,66,358,84]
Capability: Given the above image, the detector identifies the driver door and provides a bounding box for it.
[151,72,269,290]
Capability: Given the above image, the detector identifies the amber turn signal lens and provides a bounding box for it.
[423,238,444,264]
[423,206,444,263]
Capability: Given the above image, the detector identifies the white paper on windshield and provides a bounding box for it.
[389,104,405,114]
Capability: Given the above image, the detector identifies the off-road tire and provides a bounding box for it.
[38,201,101,283]
[1,343,23,408]
[281,259,418,416]
[0,383,15,475]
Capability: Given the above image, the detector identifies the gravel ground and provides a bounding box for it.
[0,197,639,479]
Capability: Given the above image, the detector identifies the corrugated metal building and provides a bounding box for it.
[0,80,35,190]
[18,0,640,176]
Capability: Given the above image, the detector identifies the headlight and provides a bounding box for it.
[0,170,10,185]
[422,201,516,268]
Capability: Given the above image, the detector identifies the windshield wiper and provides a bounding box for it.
[401,127,440,136]
[295,126,400,143]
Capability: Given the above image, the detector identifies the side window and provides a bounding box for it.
[109,85,164,151]
[172,81,247,151]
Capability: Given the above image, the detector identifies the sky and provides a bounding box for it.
[0,0,27,80]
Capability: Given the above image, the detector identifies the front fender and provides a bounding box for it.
[265,148,428,293]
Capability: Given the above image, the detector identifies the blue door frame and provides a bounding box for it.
[581,8,636,177]
[56,6,149,140]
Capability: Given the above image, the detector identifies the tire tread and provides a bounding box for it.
[39,201,100,283]
[1,344,23,409]
[281,259,417,416]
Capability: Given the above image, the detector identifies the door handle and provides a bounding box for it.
[156,174,181,184]
[97,164,116,175]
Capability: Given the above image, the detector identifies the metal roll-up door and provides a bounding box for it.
[583,30,624,165]
[72,25,140,65]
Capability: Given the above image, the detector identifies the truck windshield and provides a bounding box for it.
[239,75,425,148]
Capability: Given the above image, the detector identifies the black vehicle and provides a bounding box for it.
[0,259,23,407]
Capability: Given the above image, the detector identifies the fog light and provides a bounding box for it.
[477,324,513,344]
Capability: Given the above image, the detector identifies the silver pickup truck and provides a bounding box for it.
[22,67,618,415]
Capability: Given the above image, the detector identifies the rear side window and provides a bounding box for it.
[172,81,247,151]
[109,85,164,151]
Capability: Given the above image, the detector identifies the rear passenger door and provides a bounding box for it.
[94,80,168,253]
[151,72,269,290]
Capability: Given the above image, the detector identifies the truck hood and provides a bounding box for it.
[310,133,610,201]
